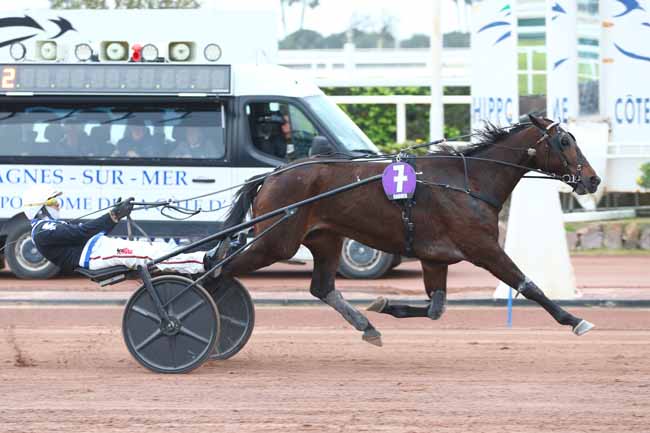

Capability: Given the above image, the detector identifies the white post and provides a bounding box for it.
[429,0,444,141]
[600,2,614,119]
[396,102,407,144]
[526,49,533,95]
[343,41,355,71]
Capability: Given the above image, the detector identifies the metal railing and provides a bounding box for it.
[278,47,469,87]
[280,45,600,92]
[330,94,471,143]
[607,142,650,158]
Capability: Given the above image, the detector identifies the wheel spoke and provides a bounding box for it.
[169,335,177,368]
[221,314,247,328]
[213,285,233,305]
[134,328,162,351]
[179,326,210,345]
[131,305,161,324]
[177,299,205,321]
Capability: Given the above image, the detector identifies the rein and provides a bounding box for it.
[71,121,581,223]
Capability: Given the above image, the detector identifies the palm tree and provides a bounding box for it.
[279,0,320,36]
[453,0,472,32]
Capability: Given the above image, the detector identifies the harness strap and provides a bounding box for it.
[396,155,417,257]
[468,191,502,210]
[459,152,470,193]
[401,198,416,257]
[416,180,503,211]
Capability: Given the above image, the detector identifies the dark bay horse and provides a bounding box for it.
[220,115,601,346]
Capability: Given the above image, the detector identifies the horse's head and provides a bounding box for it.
[528,114,601,195]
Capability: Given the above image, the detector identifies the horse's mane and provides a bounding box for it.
[431,122,531,156]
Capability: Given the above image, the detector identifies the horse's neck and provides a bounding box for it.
[469,131,535,207]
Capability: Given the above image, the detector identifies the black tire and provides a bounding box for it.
[204,276,255,361]
[338,238,394,279]
[122,276,220,374]
[5,220,59,279]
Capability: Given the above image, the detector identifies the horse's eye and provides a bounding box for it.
[560,135,571,148]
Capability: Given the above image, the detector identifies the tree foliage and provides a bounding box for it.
[50,0,199,8]
[399,34,430,48]
[323,87,468,150]
[280,29,469,50]
[280,28,396,50]
[638,162,650,190]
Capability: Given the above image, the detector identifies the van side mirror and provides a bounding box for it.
[309,135,335,156]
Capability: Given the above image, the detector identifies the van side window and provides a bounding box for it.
[246,101,320,162]
[0,104,225,160]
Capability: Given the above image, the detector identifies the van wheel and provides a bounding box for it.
[5,221,59,279]
[338,239,393,279]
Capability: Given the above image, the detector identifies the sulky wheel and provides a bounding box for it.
[122,275,220,374]
[205,276,255,360]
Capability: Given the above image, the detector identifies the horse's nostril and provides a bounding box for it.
[592,176,601,186]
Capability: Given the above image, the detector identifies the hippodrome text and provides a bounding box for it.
[0,166,228,217]
[614,95,650,124]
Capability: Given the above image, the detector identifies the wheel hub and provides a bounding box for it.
[19,237,46,265]
[346,240,378,267]
[160,316,181,336]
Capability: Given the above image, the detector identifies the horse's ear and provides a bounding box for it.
[528,113,544,129]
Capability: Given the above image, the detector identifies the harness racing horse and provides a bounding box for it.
[220,115,601,346]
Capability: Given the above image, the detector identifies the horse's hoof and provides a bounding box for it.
[366,297,388,313]
[362,329,383,347]
[572,319,594,336]
[427,290,446,320]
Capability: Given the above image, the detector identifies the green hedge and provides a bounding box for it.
[638,162,650,190]
[323,87,469,149]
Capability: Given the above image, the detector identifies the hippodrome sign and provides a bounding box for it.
[546,0,578,124]
[470,0,519,129]
[382,162,416,200]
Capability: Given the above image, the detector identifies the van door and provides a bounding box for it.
[230,98,328,187]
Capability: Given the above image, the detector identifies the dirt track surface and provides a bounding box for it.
[1,306,649,433]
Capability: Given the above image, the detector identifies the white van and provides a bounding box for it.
[0,10,400,279]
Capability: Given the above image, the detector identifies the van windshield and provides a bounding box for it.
[305,95,378,154]
[0,102,225,160]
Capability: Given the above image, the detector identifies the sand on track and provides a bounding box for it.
[0,306,649,433]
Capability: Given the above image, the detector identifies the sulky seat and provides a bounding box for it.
[75,265,134,286]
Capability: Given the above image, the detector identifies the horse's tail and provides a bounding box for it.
[223,174,267,229]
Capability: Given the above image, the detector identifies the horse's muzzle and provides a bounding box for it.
[575,175,601,195]
[587,175,601,193]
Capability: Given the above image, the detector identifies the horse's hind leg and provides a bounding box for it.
[304,231,383,347]
[367,262,448,320]
[470,243,593,335]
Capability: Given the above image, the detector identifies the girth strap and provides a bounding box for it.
[468,191,502,210]
[397,155,417,257]
[401,197,416,257]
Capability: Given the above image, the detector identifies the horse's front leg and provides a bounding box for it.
[367,261,448,320]
[468,243,594,335]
